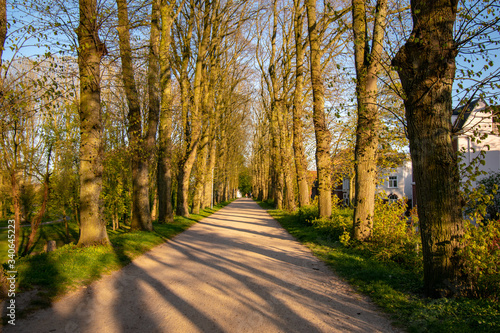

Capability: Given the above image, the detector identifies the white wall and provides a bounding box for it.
[376,160,413,202]
[454,100,500,185]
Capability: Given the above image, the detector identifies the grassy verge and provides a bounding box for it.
[1,201,233,318]
[257,200,500,333]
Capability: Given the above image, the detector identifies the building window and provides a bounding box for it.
[388,175,398,188]
[388,194,398,204]
[343,192,349,206]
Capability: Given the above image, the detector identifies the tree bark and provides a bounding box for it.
[392,0,464,298]
[23,149,52,256]
[203,134,217,209]
[158,0,177,224]
[351,0,387,241]
[10,169,22,253]
[292,0,310,208]
[176,0,213,216]
[191,133,209,214]
[116,0,152,231]
[269,0,283,209]
[305,0,332,218]
[0,0,6,65]
[146,0,161,223]
[76,0,109,246]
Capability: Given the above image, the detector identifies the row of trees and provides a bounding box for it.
[0,0,253,251]
[0,0,498,299]
[250,0,499,298]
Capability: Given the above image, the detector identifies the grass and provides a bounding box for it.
[257,200,500,333]
[1,201,232,319]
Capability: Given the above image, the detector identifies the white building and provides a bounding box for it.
[377,160,413,205]
[339,99,499,208]
[452,99,500,187]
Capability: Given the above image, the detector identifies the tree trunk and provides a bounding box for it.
[76,0,109,246]
[158,0,176,224]
[305,0,332,218]
[269,0,283,209]
[203,136,216,209]
[176,1,213,217]
[112,211,119,231]
[392,0,464,298]
[351,0,387,241]
[117,0,152,231]
[23,150,52,256]
[0,0,6,65]
[146,0,161,224]
[10,170,22,253]
[151,187,158,222]
[292,0,310,208]
[191,135,209,214]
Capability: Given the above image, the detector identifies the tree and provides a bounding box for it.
[116,0,158,231]
[351,0,388,240]
[292,0,309,208]
[76,0,110,246]
[0,0,5,64]
[157,0,180,224]
[173,0,214,217]
[305,0,332,217]
[392,0,463,297]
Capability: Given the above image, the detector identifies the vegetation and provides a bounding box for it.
[0,0,499,324]
[258,199,500,333]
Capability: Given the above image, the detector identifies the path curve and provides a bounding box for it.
[5,198,400,332]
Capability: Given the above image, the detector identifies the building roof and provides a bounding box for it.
[452,99,482,131]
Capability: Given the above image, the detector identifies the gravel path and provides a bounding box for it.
[4,198,400,332]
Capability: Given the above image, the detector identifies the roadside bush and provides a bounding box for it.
[297,197,353,240]
[459,219,500,300]
[343,197,422,269]
[297,202,318,225]
[477,172,500,221]
[310,212,352,240]
[371,198,421,266]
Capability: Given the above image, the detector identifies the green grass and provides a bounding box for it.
[1,201,232,319]
[0,220,81,263]
[257,200,500,333]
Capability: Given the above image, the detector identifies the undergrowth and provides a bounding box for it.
[258,198,500,333]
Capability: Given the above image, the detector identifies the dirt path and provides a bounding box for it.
[5,198,400,332]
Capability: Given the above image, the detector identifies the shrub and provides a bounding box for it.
[297,203,318,225]
[477,172,500,220]
[310,213,352,240]
[459,219,500,300]
[357,197,422,269]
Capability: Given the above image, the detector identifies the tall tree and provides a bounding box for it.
[292,0,309,208]
[175,0,214,216]
[157,0,180,224]
[116,0,154,231]
[305,0,332,217]
[76,0,110,246]
[392,0,463,297]
[0,0,6,65]
[147,0,161,222]
[268,0,284,209]
[351,0,388,241]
